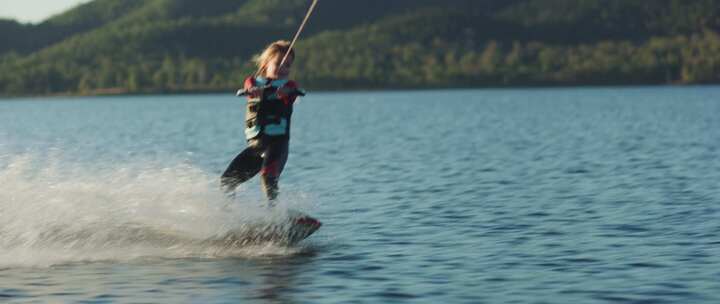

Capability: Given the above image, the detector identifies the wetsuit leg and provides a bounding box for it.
[259,139,289,200]
[221,145,263,192]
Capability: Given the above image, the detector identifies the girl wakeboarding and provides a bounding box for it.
[221,0,318,202]
[221,40,305,201]
[220,1,322,243]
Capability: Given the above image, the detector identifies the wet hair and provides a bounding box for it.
[255,40,295,77]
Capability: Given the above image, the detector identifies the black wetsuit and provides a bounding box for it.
[221,135,288,200]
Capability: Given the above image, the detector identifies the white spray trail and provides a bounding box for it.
[0,154,314,267]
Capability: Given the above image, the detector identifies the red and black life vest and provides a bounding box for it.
[243,76,304,140]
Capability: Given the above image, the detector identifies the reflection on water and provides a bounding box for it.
[252,248,320,303]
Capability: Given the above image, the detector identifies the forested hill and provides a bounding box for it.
[1,0,719,96]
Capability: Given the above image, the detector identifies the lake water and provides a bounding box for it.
[0,87,719,303]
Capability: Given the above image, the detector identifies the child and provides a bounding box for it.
[221,40,305,201]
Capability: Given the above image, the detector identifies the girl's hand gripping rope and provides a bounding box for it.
[236,85,271,97]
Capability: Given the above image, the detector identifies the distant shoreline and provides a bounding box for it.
[2,83,719,100]
[3,1,719,100]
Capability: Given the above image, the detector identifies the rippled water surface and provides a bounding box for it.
[1,87,719,303]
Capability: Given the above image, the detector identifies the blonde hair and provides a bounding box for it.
[255,40,295,77]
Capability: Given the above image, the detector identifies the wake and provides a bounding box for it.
[0,154,317,267]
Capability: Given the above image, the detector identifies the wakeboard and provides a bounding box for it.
[218,209,321,246]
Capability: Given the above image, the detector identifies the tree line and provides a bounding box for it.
[0,0,718,96]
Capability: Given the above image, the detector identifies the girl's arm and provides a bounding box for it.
[278,80,306,99]
[236,77,264,96]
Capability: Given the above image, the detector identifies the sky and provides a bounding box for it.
[0,0,90,23]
